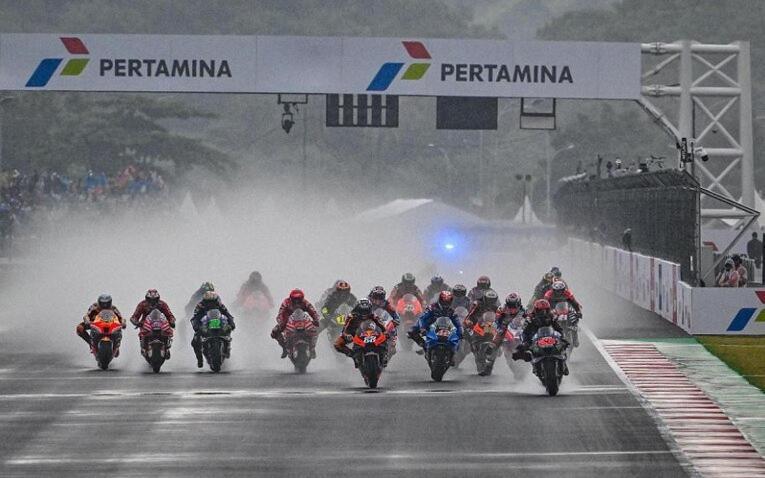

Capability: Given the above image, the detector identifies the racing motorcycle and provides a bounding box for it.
[500,314,528,380]
[322,303,353,352]
[89,310,124,370]
[200,309,232,373]
[375,307,398,365]
[469,311,498,376]
[553,301,580,358]
[395,294,422,352]
[452,305,471,367]
[424,316,461,382]
[529,325,568,396]
[238,290,272,321]
[284,309,317,373]
[352,319,388,389]
[140,309,174,373]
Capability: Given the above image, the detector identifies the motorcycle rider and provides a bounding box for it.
[451,284,471,310]
[236,271,274,310]
[468,275,498,305]
[368,286,401,327]
[271,289,320,359]
[423,275,450,304]
[407,291,463,364]
[317,280,357,333]
[463,290,500,329]
[489,293,526,351]
[77,294,126,356]
[544,280,582,314]
[529,272,555,308]
[191,291,236,368]
[130,289,177,357]
[334,298,390,365]
[512,299,567,374]
[389,272,425,306]
[185,281,215,316]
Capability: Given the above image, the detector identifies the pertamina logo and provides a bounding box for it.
[726,290,765,331]
[26,37,89,87]
[367,41,431,92]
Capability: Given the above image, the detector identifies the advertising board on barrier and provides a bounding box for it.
[693,288,765,335]
[0,34,642,98]
[569,237,765,335]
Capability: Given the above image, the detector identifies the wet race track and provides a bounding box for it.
[0,294,691,478]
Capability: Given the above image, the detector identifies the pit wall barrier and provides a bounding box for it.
[568,238,765,335]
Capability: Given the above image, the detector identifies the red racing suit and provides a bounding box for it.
[388,283,425,306]
[271,298,320,349]
[543,289,582,313]
[130,300,176,338]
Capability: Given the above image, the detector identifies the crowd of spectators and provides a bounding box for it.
[0,164,170,256]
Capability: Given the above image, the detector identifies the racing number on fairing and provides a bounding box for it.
[537,336,557,348]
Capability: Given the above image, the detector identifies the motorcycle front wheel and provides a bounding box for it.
[543,358,560,396]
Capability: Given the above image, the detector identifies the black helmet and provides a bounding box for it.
[431,275,444,285]
[402,273,415,285]
[505,292,522,310]
[477,275,491,289]
[249,271,262,282]
[354,298,373,316]
[550,266,562,279]
[482,290,498,306]
[452,284,467,297]
[97,294,112,309]
[368,286,386,303]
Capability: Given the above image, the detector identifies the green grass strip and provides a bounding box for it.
[697,335,765,392]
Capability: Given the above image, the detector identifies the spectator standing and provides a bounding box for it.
[732,254,748,287]
[747,232,762,269]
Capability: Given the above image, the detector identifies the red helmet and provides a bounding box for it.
[437,290,453,307]
[289,289,305,304]
[533,299,551,311]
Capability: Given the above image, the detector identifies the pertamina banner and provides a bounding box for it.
[0,34,641,99]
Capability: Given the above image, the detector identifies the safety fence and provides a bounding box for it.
[569,238,765,335]
[556,170,699,283]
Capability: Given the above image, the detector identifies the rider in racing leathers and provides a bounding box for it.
[317,280,357,333]
[408,291,463,364]
[389,272,426,306]
[130,289,176,357]
[463,290,500,329]
[543,280,582,314]
[77,294,126,355]
[236,271,275,310]
[271,289,320,359]
[511,299,567,372]
[489,293,526,351]
[368,286,401,328]
[423,275,450,305]
[334,298,390,365]
[529,272,554,308]
[451,284,471,310]
[468,275,496,303]
[185,281,215,317]
[191,291,236,367]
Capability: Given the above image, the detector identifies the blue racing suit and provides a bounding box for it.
[409,303,463,348]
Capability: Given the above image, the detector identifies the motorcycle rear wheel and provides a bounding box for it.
[207,340,222,373]
[150,343,164,373]
[543,359,560,396]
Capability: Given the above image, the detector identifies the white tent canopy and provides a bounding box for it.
[512,195,543,225]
